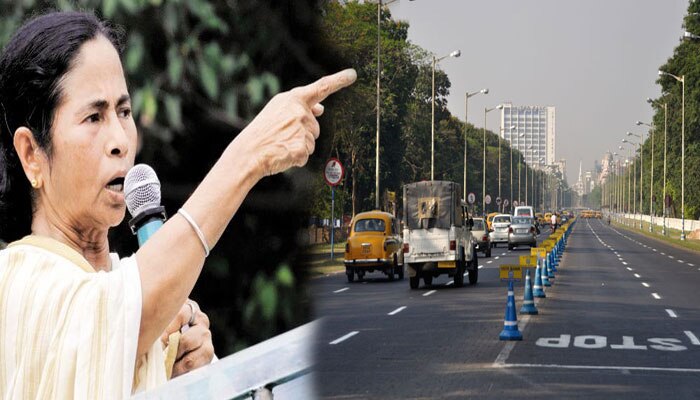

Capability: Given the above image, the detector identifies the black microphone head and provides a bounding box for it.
[124,164,161,217]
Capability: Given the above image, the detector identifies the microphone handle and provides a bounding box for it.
[128,206,167,247]
[136,216,164,247]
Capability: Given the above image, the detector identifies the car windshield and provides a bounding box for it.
[516,210,531,216]
[493,216,510,223]
[512,217,531,225]
[354,218,386,232]
[472,220,485,230]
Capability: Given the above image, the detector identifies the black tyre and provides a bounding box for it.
[357,271,365,281]
[454,253,465,287]
[423,275,433,286]
[397,264,404,280]
[508,244,514,250]
[346,270,355,283]
[409,276,420,289]
[468,265,478,284]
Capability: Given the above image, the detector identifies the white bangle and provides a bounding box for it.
[177,208,210,257]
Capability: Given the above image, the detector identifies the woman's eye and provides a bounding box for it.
[119,108,132,118]
[86,113,100,123]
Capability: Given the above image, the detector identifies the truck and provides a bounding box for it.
[402,181,478,289]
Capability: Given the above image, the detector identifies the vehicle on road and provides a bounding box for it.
[470,217,491,257]
[544,212,553,226]
[344,210,404,282]
[485,212,499,231]
[514,206,535,218]
[402,181,478,289]
[508,216,537,250]
[489,214,511,247]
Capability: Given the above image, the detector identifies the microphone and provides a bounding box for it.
[124,164,167,246]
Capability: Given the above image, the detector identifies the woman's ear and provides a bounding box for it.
[13,127,45,188]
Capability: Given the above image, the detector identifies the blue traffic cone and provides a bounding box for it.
[547,257,556,279]
[542,259,552,287]
[550,252,558,272]
[520,270,538,315]
[533,261,546,298]
[499,280,523,341]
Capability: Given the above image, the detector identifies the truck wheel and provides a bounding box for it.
[454,256,465,288]
[346,269,355,283]
[357,270,365,281]
[468,266,478,284]
[409,276,420,289]
[395,257,404,280]
[423,275,433,286]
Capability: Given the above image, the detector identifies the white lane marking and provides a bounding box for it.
[333,287,349,293]
[487,260,493,264]
[478,265,484,269]
[622,262,628,265]
[446,281,454,286]
[495,256,500,260]
[330,331,359,345]
[665,309,677,318]
[689,263,695,267]
[501,252,507,256]
[678,260,685,263]
[685,331,700,345]
[388,306,407,316]
[423,290,437,297]
[652,248,657,252]
[652,293,661,299]
[634,273,641,278]
[626,267,633,271]
[661,252,666,255]
[496,363,700,373]
[669,255,675,259]
[642,282,650,288]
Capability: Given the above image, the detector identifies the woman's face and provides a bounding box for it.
[39,35,137,231]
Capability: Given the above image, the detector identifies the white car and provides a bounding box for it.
[488,214,511,247]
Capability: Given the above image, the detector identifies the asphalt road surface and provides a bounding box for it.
[310,220,700,399]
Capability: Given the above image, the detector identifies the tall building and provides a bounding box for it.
[500,103,556,168]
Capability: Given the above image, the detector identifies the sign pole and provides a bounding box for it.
[331,185,335,260]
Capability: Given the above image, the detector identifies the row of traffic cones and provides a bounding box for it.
[499,220,576,341]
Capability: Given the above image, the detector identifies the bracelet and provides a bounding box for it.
[177,208,210,257]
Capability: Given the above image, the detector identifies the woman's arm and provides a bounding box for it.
[135,69,356,356]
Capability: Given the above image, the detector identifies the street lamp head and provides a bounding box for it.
[481,88,489,94]
[626,132,633,136]
[646,97,653,104]
[519,133,525,137]
[509,125,516,130]
[619,145,624,150]
[658,70,665,76]
[635,121,643,126]
[450,50,461,58]
[496,104,504,110]
[622,139,629,143]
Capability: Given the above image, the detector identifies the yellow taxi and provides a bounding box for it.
[544,212,552,225]
[536,212,545,226]
[486,212,499,231]
[344,211,403,282]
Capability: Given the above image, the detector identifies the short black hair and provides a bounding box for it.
[0,11,124,242]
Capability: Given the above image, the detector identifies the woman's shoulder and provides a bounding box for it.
[3,235,95,273]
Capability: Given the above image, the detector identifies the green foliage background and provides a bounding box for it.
[0,0,343,355]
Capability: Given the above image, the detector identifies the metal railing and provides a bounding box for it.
[132,320,318,399]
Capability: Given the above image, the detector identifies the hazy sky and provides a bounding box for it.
[388,0,689,183]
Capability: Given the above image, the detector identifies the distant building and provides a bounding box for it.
[598,151,613,185]
[500,103,556,168]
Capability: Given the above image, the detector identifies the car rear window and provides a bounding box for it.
[512,217,531,225]
[354,218,386,232]
[493,216,510,223]
[472,220,485,230]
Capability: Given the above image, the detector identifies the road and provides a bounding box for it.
[310,219,700,399]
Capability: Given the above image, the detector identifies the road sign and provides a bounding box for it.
[519,255,537,267]
[323,158,344,186]
[485,195,492,205]
[467,192,476,204]
[531,247,547,258]
[500,265,522,281]
[496,197,502,205]
[513,200,519,207]
[504,199,510,208]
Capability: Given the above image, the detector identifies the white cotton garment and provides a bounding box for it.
[0,235,167,399]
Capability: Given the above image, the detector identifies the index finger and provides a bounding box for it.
[294,68,357,105]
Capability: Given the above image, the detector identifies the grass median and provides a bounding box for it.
[610,217,700,253]
[303,242,346,276]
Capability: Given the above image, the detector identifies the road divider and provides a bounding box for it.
[520,269,538,315]
[499,280,523,341]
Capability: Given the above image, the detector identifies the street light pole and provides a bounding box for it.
[464,89,489,199]
[626,132,643,229]
[638,116,654,231]
[663,102,668,235]
[498,124,515,208]
[659,70,685,239]
[510,132,523,213]
[431,49,461,181]
[483,104,503,214]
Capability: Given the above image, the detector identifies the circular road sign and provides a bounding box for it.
[496,197,502,205]
[504,199,510,208]
[485,195,492,205]
[324,158,345,186]
[467,192,476,204]
[513,200,519,207]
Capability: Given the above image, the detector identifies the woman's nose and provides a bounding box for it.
[107,116,130,157]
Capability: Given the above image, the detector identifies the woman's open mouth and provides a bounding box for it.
[106,177,124,193]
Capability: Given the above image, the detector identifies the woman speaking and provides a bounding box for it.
[0,11,355,399]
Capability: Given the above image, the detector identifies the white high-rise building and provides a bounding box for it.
[500,103,556,168]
